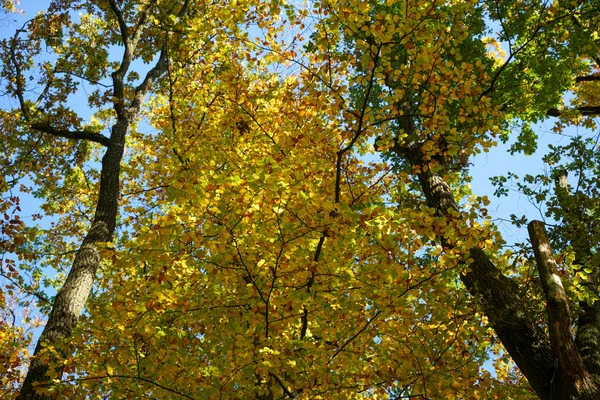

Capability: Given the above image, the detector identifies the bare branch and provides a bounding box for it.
[576,75,600,83]
[547,106,600,117]
[268,372,295,398]
[31,123,111,147]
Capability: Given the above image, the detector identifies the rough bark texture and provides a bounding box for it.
[554,170,600,382]
[392,136,600,399]
[17,135,126,399]
[16,1,174,397]
[528,220,598,398]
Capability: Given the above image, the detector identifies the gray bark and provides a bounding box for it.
[17,138,125,399]
[16,1,173,397]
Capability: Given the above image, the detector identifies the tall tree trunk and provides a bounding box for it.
[392,137,600,399]
[16,1,173,395]
[528,220,598,399]
[17,120,128,399]
[554,170,600,381]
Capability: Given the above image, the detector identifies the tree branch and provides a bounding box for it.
[576,75,600,82]
[8,24,34,120]
[528,221,575,355]
[547,106,600,117]
[554,170,600,379]
[107,0,130,58]
[528,220,597,396]
[131,43,169,110]
[31,123,111,147]
[268,372,295,398]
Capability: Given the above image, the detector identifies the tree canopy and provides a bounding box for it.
[1,0,600,399]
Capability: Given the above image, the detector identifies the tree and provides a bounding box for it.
[1,0,599,399]
[0,0,279,398]
[335,0,600,397]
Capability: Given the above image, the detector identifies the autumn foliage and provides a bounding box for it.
[1,0,600,399]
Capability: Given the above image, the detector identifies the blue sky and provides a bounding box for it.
[470,121,574,242]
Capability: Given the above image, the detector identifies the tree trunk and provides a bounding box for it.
[528,220,599,399]
[17,121,127,399]
[392,139,600,399]
[16,1,173,394]
[554,170,600,382]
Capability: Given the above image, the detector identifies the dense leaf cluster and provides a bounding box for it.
[1,0,599,399]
